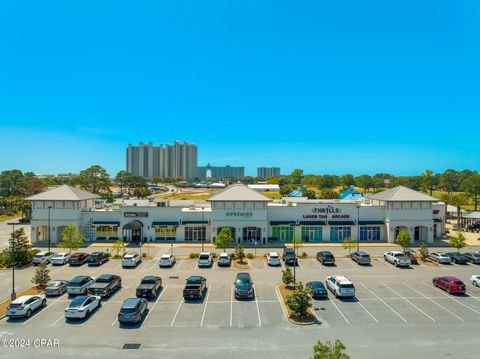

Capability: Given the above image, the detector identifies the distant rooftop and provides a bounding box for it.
[26,185,100,201]
[368,186,439,202]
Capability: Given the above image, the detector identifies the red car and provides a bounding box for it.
[68,252,89,266]
[433,276,466,294]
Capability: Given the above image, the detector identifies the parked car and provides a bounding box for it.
[218,253,231,267]
[118,298,148,324]
[446,252,468,264]
[234,273,254,299]
[159,254,176,267]
[68,252,89,266]
[316,251,335,265]
[470,275,480,287]
[351,251,371,265]
[306,281,328,299]
[87,274,122,298]
[430,252,453,264]
[326,275,355,298]
[266,252,281,266]
[283,248,298,266]
[87,252,109,266]
[122,253,141,268]
[32,251,55,266]
[51,252,71,265]
[6,295,46,318]
[136,276,162,299]
[45,280,68,296]
[384,251,411,267]
[198,252,213,267]
[403,248,418,264]
[464,252,480,264]
[64,295,101,319]
[183,276,207,300]
[67,276,95,296]
[433,276,466,294]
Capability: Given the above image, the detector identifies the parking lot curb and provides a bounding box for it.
[275,284,318,326]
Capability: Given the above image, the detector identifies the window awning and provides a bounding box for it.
[299,221,326,225]
[152,221,179,226]
[270,221,295,225]
[182,221,208,225]
[92,221,120,226]
[328,221,355,226]
[358,221,385,225]
[433,218,443,223]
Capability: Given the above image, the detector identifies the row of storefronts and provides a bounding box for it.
[27,183,446,245]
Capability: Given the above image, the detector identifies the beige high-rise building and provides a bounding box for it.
[126,141,197,180]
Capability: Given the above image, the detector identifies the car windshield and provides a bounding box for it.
[270,255,278,259]
[124,255,133,259]
[69,277,87,286]
[161,256,170,260]
[311,282,325,289]
[48,282,63,287]
[199,255,210,260]
[120,307,137,313]
[340,284,354,289]
[9,302,24,308]
[68,297,87,309]
[141,279,156,284]
[236,278,250,285]
[96,276,112,283]
[323,253,333,258]
[34,254,44,258]
[453,281,464,285]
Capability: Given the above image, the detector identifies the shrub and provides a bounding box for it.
[32,262,51,289]
[212,252,218,258]
[286,282,312,319]
[419,243,429,260]
[282,267,294,288]
[189,252,200,258]
[234,244,246,263]
[142,252,147,258]
[301,251,308,258]
[106,252,112,258]
[113,254,121,259]
[30,249,42,257]
[246,252,254,259]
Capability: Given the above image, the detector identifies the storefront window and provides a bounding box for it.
[301,226,322,241]
[155,227,177,239]
[330,226,351,241]
[185,226,206,241]
[272,226,293,242]
[96,226,118,237]
[360,226,380,241]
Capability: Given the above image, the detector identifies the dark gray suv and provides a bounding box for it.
[351,251,371,265]
[234,273,254,299]
[118,298,148,324]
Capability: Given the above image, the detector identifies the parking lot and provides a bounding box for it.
[2,254,480,358]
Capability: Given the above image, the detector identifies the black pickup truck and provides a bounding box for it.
[136,276,162,299]
[87,274,122,298]
[183,276,207,300]
[283,248,298,266]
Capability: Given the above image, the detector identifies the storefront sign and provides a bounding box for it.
[124,212,149,218]
[312,206,343,214]
[225,212,253,217]
[304,206,350,219]
[302,214,350,219]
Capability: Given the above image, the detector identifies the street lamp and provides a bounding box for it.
[47,206,52,252]
[290,221,298,286]
[201,206,205,252]
[7,222,18,301]
[356,204,360,252]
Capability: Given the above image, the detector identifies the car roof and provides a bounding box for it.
[200,252,211,255]
[90,252,103,255]
[97,274,114,280]
[309,281,325,287]
[236,272,251,279]
[160,254,172,257]
[12,295,36,304]
[187,276,203,281]
[219,252,228,256]
[332,275,351,282]
[122,298,142,308]
[356,251,369,255]
[443,276,462,281]
[320,251,333,255]
[142,275,160,281]
[268,252,279,256]
[124,253,136,257]
[71,275,90,282]
[71,252,86,256]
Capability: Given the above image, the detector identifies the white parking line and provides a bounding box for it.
[356,301,379,323]
[51,314,64,327]
[328,298,350,325]
[212,262,216,270]
[253,285,262,327]
[381,282,435,322]
[175,260,183,271]
[343,258,357,269]
[312,259,322,269]
[143,285,169,325]
[297,261,303,269]
[423,282,480,316]
[263,260,268,270]
[114,263,122,270]
[170,300,184,327]
[361,283,407,323]
[230,285,233,327]
[200,286,211,327]
[23,296,63,325]
[402,283,464,321]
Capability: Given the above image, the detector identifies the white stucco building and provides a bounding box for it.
[27,184,446,245]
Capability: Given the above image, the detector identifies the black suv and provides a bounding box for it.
[283,248,298,266]
[234,273,254,299]
[87,252,109,266]
[316,251,335,265]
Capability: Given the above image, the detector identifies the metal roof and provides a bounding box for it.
[26,185,100,201]
[367,186,438,202]
[208,183,271,202]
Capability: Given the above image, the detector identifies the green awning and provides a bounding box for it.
[92,221,120,226]
[433,218,443,223]
[358,221,385,225]
[328,221,355,226]
[182,221,208,225]
[299,221,326,225]
[270,221,295,225]
[152,221,179,226]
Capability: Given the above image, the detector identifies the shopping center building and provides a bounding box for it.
[27,184,446,245]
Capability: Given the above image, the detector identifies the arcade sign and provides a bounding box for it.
[124,212,149,218]
[303,206,350,219]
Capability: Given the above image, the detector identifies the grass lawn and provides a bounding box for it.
[0,211,22,222]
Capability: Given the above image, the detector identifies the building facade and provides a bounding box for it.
[126,141,197,180]
[257,167,280,178]
[28,184,446,246]
[197,164,245,180]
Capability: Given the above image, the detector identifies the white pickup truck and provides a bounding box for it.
[384,251,411,267]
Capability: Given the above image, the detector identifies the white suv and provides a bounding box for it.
[159,254,176,267]
[267,252,281,266]
[32,252,55,266]
[198,252,213,267]
[122,253,142,268]
[326,275,355,298]
[218,253,231,267]
[7,295,46,318]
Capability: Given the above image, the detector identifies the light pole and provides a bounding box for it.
[290,221,298,287]
[201,206,205,252]
[7,222,18,301]
[47,206,52,252]
[356,204,360,252]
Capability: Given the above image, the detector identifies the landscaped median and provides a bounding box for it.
[275,283,319,326]
[0,287,44,319]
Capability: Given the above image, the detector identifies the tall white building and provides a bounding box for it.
[257,167,280,178]
[126,141,197,180]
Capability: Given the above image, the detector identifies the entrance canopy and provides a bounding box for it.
[123,221,143,230]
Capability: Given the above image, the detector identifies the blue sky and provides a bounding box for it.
[0,1,479,176]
